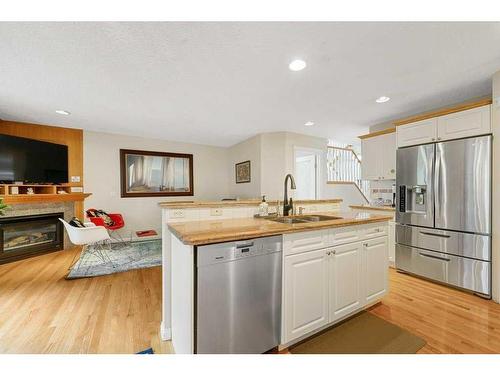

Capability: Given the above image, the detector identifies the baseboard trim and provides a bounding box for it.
[160,321,171,341]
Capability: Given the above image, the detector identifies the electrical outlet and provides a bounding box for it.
[170,209,186,219]
[70,176,81,183]
[210,208,223,216]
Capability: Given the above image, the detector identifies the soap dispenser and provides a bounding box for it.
[259,195,269,217]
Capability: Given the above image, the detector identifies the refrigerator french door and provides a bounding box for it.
[395,135,492,298]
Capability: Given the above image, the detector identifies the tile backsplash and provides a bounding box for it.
[369,180,395,205]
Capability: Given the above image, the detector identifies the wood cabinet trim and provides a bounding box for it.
[358,127,396,139]
[393,97,492,127]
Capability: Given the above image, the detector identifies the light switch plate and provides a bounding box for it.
[210,208,223,216]
[170,209,186,219]
[70,186,84,193]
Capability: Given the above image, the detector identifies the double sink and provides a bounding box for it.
[267,214,342,224]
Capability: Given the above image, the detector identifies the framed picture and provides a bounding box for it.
[120,149,194,197]
[235,160,251,184]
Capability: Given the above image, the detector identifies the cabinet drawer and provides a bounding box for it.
[330,226,363,246]
[283,229,330,255]
[362,223,388,239]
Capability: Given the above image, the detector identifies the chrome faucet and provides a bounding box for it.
[283,174,296,216]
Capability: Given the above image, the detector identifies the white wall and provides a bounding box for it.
[260,132,287,199]
[227,135,261,199]
[83,131,230,234]
[492,71,500,303]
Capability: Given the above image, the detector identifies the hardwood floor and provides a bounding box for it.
[0,246,172,354]
[1,247,500,354]
[370,268,500,353]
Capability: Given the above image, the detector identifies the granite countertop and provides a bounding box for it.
[349,204,395,212]
[159,198,343,209]
[168,211,393,245]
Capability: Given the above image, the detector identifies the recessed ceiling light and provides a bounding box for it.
[375,96,390,103]
[289,59,307,71]
[304,121,314,127]
[55,110,70,115]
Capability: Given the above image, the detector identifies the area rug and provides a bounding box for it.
[137,348,154,354]
[290,311,426,354]
[66,239,161,279]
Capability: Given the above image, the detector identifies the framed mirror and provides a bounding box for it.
[120,149,194,197]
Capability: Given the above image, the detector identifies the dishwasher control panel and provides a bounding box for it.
[197,236,282,266]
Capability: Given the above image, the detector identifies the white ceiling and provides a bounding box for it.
[1,22,500,147]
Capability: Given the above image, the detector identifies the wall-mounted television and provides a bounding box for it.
[0,134,69,184]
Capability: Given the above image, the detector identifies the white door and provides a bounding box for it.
[329,242,363,323]
[396,118,438,148]
[363,237,388,305]
[283,248,329,343]
[295,153,317,199]
[437,105,491,141]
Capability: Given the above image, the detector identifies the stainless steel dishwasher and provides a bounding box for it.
[196,235,282,354]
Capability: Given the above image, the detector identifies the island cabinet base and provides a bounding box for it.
[281,223,389,347]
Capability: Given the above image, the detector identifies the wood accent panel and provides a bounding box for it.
[0,246,171,354]
[393,97,492,126]
[358,127,396,139]
[0,120,83,186]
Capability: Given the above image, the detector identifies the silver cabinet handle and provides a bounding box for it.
[332,250,336,255]
[420,231,450,238]
[419,252,450,262]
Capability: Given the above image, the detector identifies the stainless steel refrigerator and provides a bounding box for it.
[395,135,492,298]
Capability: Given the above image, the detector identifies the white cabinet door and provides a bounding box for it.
[380,133,396,179]
[361,132,396,180]
[362,237,388,305]
[329,242,363,323]
[283,249,329,342]
[361,137,381,180]
[397,118,438,148]
[437,105,491,141]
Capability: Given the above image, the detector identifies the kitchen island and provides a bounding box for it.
[164,208,392,353]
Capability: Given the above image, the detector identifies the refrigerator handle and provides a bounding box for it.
[435,147,442,221]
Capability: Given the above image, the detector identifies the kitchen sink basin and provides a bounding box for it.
[299,214,342,222]
[268,217,309,224]
[267,215,342,224]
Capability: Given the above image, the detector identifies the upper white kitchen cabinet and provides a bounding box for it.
[396,104,491,148]
[437,105,491,141]
[396,118,438,148]
[360,131,396,180]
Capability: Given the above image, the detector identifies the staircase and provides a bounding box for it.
[327,146,370,203]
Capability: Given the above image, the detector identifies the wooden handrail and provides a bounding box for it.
[327,146,361,164]
[327,181,369,203]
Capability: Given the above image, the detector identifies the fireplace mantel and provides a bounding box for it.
[0,193,91,205]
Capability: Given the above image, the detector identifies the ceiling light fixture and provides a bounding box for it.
[375,96,390,103]
[55,110,70,115]
[304,121,314,127]
[289,59,307,71]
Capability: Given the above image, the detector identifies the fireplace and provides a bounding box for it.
[0,213,64,264]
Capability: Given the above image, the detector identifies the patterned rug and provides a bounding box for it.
[66,239,161,279]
